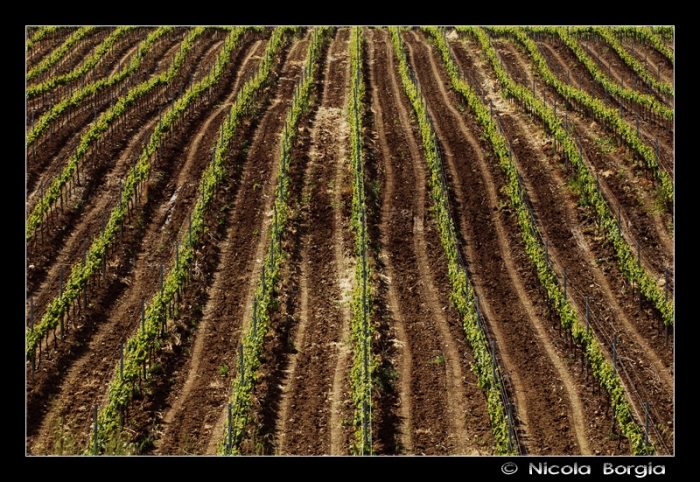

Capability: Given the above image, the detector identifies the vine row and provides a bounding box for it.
[486,27,673,210]
[26,27,196,242]
[27,27,98,83]
[27,26,137,100]
[389,27,513,455]
[27,27,173,148]
[585,27,673,97]
[26,27,243,368]
[463,25,663,454]
[81,26,273,453]
[219,27,326,455]
[650,28,674,45]
[26,26,62,52]
[347,26,375,456]
[527,27,672,120]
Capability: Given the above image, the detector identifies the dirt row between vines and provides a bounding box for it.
[26,29,218,318]
[485,34,675,332]
[155,29,314,455]
[26,29,272,454]
[534,38,674,173]
[27,28,189,211]
[27,28,113,91]
[528,38,675,271]
[362,29,494,455]
[616,38,673,86]
[404,29,606,455]
[26,27,150,120]
[247,28,356,455]
[27,28,79,72]
[483,35,674,301]
[451,31,673,453]
[26,27,674,456]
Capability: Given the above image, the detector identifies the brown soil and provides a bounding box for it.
[27,28,114,90]
[455,30,673,454]
[26,26,675,457]
[262,28,355,455]
[364,29,495,455]
[26,29,272,454]
[153,30,313,455]
[490,36,674,298]
[618,38,673,86]
[26,30,218,314]
[534,37,674,184]
[27,28,80,72]
[27,29,190,204]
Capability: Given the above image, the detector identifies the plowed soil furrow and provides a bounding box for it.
[405,30,590,455]
[27,28,113,89]
[369,28,414,456]
[451,36,663,455]
[205,31,315,456]
[534,39,674,178]
[491,38,674,295]
[456,35,674,454]
[619,39,673,85]
[581,35,672,108]
[27,28,150,116]
[26,33,266,454]
[51,29,114,80]
[267,29,353,455]
[149,38,268,455]
[365,29,494,455]
[26,29,191,200]
[151,32,311,456]
[325,29,356,457]
[27,28,118,117]
[27,28,79,71]
[107,41,141,79]
[26,32,222,310]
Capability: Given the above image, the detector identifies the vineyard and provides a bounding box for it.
[25,26,674,456]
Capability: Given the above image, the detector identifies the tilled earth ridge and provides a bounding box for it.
[405,29,594,455]
[27,28,80,72]
[27,28,189,199]
[25,29,226,381]
[26,28,210,299]
[26,29,271,454]
[454,31,673,454]
[449,32,642,456]
[154,31,310,455]
[26,27,674,456]
[27,28,113,92]
[367,28,494,455]
[529,39,675,278]
[250,28,354,455]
